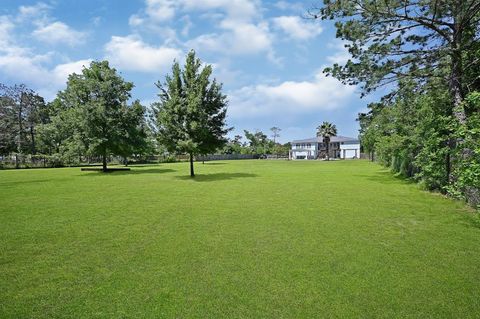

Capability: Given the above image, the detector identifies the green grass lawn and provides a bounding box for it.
[1,160,480,318]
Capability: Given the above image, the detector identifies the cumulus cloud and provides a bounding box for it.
[326,40,351,65]
[17,2,50,22]
[51,59,91,84]
[131,0,259,24]
[274,1,305,12]
[187,19,273,56]
[144,0,177,22]
[228,70,356,119]
[16,3,88,47]
[0,13,90,100]
[104,35,182,72]
[33,21,86,46]
[272,16,322,40]
[0,50,91,99]
[130,0,279,61]
[181,0,259,21]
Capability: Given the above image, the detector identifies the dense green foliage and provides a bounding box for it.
[1,160,479,318]
[0,63,152,170]
[152,51,230,177]
[57,61,148,171]
[0,84,47,157]
[221,132,290,157]
[311,0,480,206]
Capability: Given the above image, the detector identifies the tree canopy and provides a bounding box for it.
[310,0,480,122]
[58,61,146,171]
[152,51,230,177]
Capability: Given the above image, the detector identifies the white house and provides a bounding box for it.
[289,136,360,160]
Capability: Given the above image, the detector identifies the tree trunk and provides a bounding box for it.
[189,152,195,177]
[102,151,107,172]
[30,125,36,155]
[17,104,23,154]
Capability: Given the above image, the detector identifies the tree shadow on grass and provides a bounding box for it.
[175,172,257,182]
[354,170,415,185]
[80,168,176,176]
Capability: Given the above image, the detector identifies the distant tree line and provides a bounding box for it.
[310,0,480,206]
[0,51,289,175]
[222,129,291,157]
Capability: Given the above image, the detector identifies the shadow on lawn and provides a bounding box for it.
[81,168,176,176]
[354,170,415,185]
[175,172,257,182]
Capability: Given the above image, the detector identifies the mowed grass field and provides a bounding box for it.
[1,160,480,318]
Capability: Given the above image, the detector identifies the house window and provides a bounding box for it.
[302,143,306,148]
[296,144,300,148]
[307,143,311,148]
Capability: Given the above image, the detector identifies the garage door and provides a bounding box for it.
[344,149,357,158]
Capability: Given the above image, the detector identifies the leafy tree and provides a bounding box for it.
[0,94,16,155]
[0,84,47,157]
[115,100,155,164]
[223,135,246,154]
[244,130,274,155]
[153,51,230,177]
[317,121,337,160]
[310,0,480,205]
[58,61,139,172]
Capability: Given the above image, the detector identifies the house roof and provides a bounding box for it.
[292,135,359,143]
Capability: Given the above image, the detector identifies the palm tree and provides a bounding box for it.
[316,121,337,160]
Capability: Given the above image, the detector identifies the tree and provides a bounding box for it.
[317,121,337,161]
[58,61,137,172]
[0,94,16,156]
[270,126,281,143]
[114,100,155,164]
[153,51,230,177]
[244,130,274,155]
[0,84,46,157]
[223,135,245,154]
[309,0,480,124]
[309,0,480,204]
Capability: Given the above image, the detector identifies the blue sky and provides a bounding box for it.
[0,0,377,143]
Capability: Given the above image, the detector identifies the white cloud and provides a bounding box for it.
[132,0,259,25]
[187,19,273,55]
[272,16,322,40]
[33,21,86,46]
[129,14,144,26]
[0,51,91,100]
[17,2,50,22]
[0,14,90,100]
[51,59,91,85]
[144,0,177,22]
[130,0,279,62]
[0,16,14,48]
[228,70,356,119]
[104,35,182,72]
[181,0,259,21]
[326,40,351,65]
[274,1,304,12]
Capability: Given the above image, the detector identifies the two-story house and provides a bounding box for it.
[289,136,360,160]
